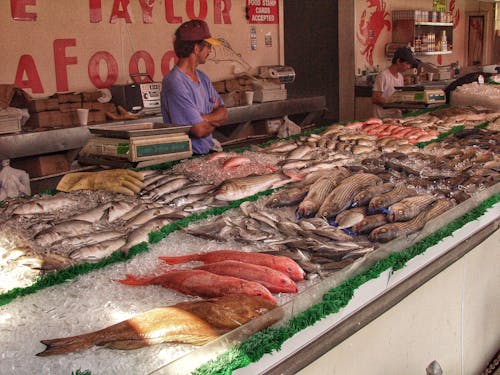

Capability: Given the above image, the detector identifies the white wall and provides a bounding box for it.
[298,229,500,375]
[0,0,283,97]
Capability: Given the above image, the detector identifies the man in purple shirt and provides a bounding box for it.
[161,20,228,154]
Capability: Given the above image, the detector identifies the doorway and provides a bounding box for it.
[283,1,339,121]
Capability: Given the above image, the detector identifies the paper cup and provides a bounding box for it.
[427,72,434,81]
[76,108,89,126]
[245,91,254,106]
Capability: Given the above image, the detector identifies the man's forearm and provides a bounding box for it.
[202,106,228,127]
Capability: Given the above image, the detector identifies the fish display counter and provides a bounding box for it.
[0,104,499,374]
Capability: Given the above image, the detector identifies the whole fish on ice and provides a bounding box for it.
[117,269,277,303]
[195,260,298,293]
[160,249,305,282]
[36,294,278,356]
[214,172,302,201]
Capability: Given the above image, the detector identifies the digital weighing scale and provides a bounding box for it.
[79,123,192,168]
[384,86,446,109]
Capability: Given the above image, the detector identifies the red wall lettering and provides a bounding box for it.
[11,0,37,21]
[88,51,119,88]
[138,0,154,24]
[129,51,155,82]
[214,0,231,24]
[53,39,78,92]
[164,0,182,23]
[161,50,178,76]
[89,0,102,23]
[110,0,132,24]
[186,0,208,20]
[14,55,44,93]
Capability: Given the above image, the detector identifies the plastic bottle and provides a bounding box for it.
[441,30,447,51]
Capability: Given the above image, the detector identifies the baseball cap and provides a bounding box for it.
[395,47,418,67]
[175,20,221,46]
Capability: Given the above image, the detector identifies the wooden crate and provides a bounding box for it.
[11,153,70,178]
[0,114,21,134]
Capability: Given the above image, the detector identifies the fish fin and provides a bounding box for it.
[282,169,306,181]
[159,254,199,265]
[36,334,95,356]
[115,274,152,285]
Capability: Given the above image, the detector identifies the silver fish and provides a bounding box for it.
[142,174,187,193]
[336,211,365,229]
[123,215,174,254]
[286,145,313,160]
[144,177,190,201]
[13,195,78,215]
[125,206,179,228]
[170,193,209,208]
[157,183,214,204]
[107,201,138,222]
[50,230,124,250]
[117,203,155,222]
[69,202,113,222]
[310,227,354,241]
[214,173,296,201]
[35,220,95,246]
[69,238,127,263]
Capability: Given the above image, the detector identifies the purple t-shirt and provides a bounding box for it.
[161,66,223,154]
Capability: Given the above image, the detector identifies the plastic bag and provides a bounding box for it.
[211,137,223,152]
[277,115,302,138]
[0,160,31,201]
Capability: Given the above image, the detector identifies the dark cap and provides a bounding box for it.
[175,20,220,46]
[394,47,418,67]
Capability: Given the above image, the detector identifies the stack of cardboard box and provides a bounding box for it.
[24,91,117,129]
[213,77,254,108]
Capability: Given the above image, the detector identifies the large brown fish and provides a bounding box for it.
[352,183,395,207]
[352,213,388,235]
[369,198,455,242]
[368,184,417,212]
[297,168,351,218]
[117,269,277,303]
[36,294,278,356]
[387,194,438,222]
[316,173,382,219]
[265,187,308,208]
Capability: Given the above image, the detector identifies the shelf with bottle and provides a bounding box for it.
[415,21,453,27]
[414,29,451,54]
[416,50,453,56]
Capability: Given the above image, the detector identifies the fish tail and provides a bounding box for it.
[159,254,199,264]
[115,274,153,285]
[36,333,96,356]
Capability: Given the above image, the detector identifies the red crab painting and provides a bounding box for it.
[357,0,391,66]
[449,0,460,29]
